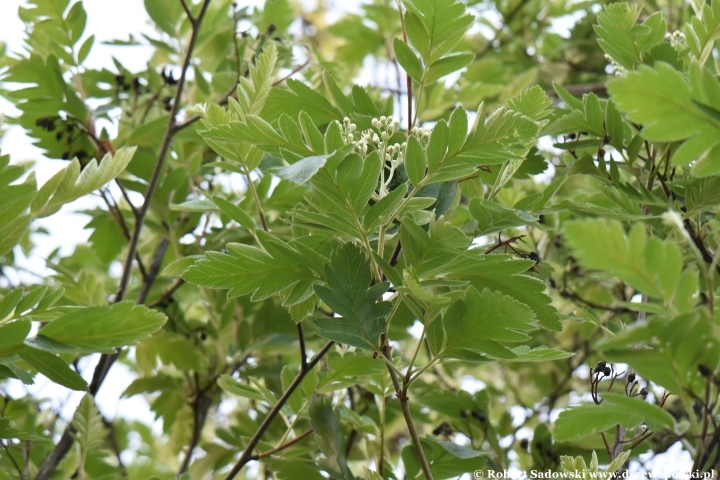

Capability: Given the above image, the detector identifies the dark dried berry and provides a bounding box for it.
[528,251,540,263]
[698,364,712,377]
[75,150,88,161]
[603,366,612,376]
[267,23,277,33]
[598,149,605,157]
[639,387,648,398]
[61,151,70,160]
[603,135,611,144]
[520,439,529,450]
[596,360,607,371]
[471,410,486,423]
[432,422,453,436]
[115,74,126,85]
[200,332,207,341]
[55,131,64,140]
[627,373,636,383]
[567,133,576,140]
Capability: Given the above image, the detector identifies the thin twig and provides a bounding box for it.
[1,441,24,480]
[148,277,185,308]
[178,389,215,473]
[297,323,308,369]
[256,428,313,458]
[223,341,335,480]
[381,339,433,480]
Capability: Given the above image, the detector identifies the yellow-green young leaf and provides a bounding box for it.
[218,375,268,402]
[425,52,473,85]
[184,233,319,301]
[402,436,486,480]
[18,348,88,391]
[32,147,137,218]
[564,219,682,300]
[212,196,256,230]
[685,0,720,64]
[0,320,31,357]
[363,183,408,231]
[594,4,664,70]
[553,393,674,442]
[71,394,106,453]
[439,287,537,361]
[404,0,474,63]
[393,38,423,82]
[0,288,24,321]
[160,257,199,277]
[231,42,277,120]
[469,198,539,236]
[405,135,427,185]
[32,301,167,353]
[608,63,720,142]
[275,154,330,184]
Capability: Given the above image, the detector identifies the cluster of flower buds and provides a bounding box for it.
[371,115,400,138]
[664,30,687,50]
[410,126,431,140]
[604,53,627,77]
[341,117,357,143]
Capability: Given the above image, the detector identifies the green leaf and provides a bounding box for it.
[32,147,137,218]
[275,154,330,184]
[218,375,267,402]
[594,4,664,70]
[685,0,720,64]
[184,234,318,302]
[393,38,423,82]
[564,219,682,301]
[554,393,674,442]
[313,243,391,350]
[438,287,538,360]
[212,196,256,230]
[71,394,106,462]
[18,348,87,391]
[404,0,474,63]
[144,0,182,36]
[0,289,24,321]
[405,135,427,185]
[608,63,720,142]
[403,436,487,480]
[469,198,539,236]
[0,418,48,442]
[160,257,199,277]
[0,320,31,357]
[309,395,354,480]
[31,301,167,353]
[363,183,408,231]
[425,53,474,84]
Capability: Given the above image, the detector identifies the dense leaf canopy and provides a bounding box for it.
[0,0,719,479]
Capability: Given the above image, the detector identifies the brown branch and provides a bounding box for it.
[684,219,720,276]
[297,323,308,369]
[223,341,335,480]
[178,388,215,473]
[381,339,433,480]
[34,3,213,479]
